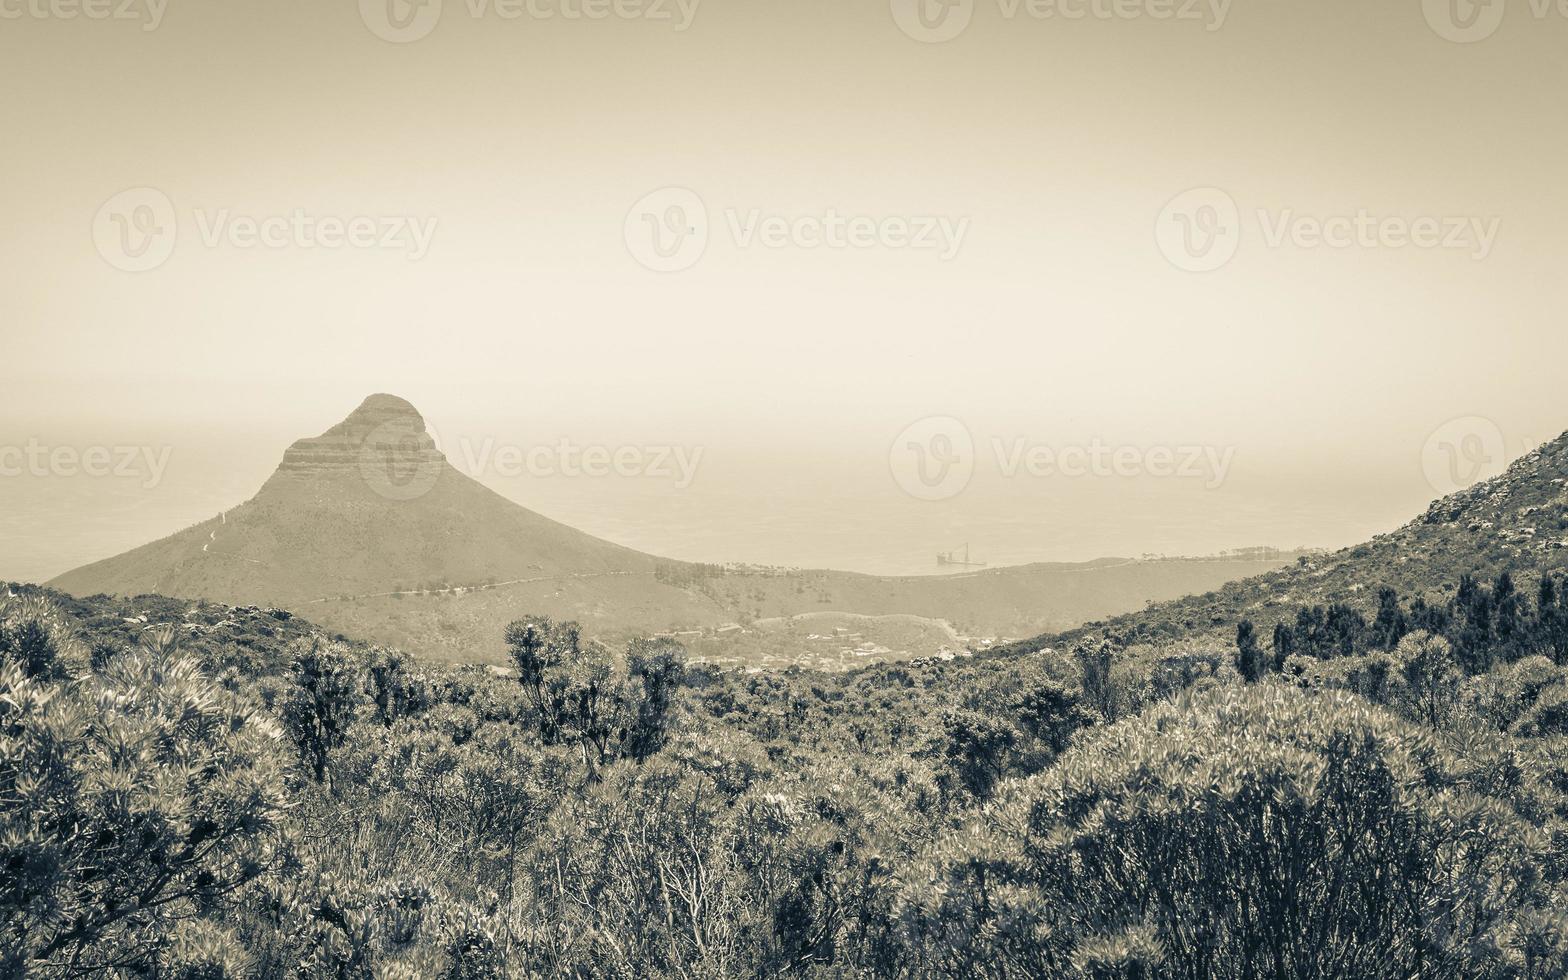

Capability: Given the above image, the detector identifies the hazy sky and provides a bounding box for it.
[3,0,1566,582]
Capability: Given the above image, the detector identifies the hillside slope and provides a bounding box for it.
[51,395,658,606]
[992,429,1568,658]
[50,394,1292,665]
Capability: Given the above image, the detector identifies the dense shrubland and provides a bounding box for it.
[0,605,292,976]
[7,572,1568,978]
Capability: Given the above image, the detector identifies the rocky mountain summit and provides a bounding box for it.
[268,393,445,495]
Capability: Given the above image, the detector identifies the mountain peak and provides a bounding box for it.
[270,393,445,490]
[323,393,427,438]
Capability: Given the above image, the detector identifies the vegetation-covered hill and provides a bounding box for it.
[993,429,1568,659]
[48,394,660,604]
[49,394,1291,666]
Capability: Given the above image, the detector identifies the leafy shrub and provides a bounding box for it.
[0,646,292,974]
[280,639,364,783]
[0,594,85,680]
[505,616,687,772]
[898,683,1565,979]
[1393,631,1463,728]
[1517,685,1568,738]
[1468,657,1568,732]
[940,709,1018,800]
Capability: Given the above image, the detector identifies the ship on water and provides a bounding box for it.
[936,543,987,568]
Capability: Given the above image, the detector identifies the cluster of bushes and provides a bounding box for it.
[0,599,293,976]
[905,684,1568,978]
[7,585,1568,977]
[1239,572,1568,683]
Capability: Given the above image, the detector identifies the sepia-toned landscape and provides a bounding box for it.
[7,0,1568,976]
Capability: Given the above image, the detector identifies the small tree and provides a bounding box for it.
[280,638,363,783]
[557,641,627,771]
[1537,574,1568,665]
[1393,631,1460,729]
[1494,571,1523,661]
[1235,619,1265,682]
[505,615,576,744]
[505,617,684,773]
[1075,640,1120,722]
[1010,674,1096,755]
[1371,586,1409,651]
[1271,621,1295,672]
[624,637,687,763]
[941,708,1018,799]
[367,647,424,727]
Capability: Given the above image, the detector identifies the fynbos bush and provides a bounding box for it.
[899,684,1566,979]
[0,643,292,974]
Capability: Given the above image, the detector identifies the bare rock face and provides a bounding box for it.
[269,393,447,498]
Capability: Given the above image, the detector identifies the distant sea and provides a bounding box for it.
[2,435,1433,586]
